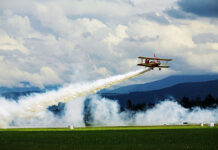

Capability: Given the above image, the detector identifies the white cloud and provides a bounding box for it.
[186,52,218,72]
[0,0,217,88]
[0,59,62,87]
[104,24,128,46]
[1,11,32,37]
[127,19,196,53]
[0,30,28,54]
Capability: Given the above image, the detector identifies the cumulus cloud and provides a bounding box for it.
[138,12,169,25]
[0,30,28,54]
[0,0,217,88]
[0,63,62,88]
[103,24,128,46]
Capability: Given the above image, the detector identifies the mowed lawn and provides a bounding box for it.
[0,125,217,150]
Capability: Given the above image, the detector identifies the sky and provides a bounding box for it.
[0,0,218,88]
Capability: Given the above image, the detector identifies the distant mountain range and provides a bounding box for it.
[100,74,218,94]
[101,79,218,106]
[0,84,60,100]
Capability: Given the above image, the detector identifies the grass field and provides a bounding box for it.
[0,125,217,150]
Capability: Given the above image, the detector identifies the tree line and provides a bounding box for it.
[122,94,218,112]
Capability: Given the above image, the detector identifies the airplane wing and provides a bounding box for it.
[138,56,172,61]
[138,56,156,60]
[158,58,173,61]
[159,66,170,68]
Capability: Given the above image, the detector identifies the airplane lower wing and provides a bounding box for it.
[137,63,148,66]
[159,66,170,68]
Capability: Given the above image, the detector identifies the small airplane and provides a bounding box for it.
[137,54,172,70]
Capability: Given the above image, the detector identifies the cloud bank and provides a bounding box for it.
[0,0,218,88]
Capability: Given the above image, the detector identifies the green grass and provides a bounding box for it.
[0,125,217,150]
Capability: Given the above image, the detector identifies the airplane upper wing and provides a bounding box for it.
[138,56,155,60]
[158,58,173,61]
[138,56,172,61]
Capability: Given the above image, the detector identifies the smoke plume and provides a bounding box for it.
[0,69,150,127]
[84,95,218,126]
[8,95,218,127]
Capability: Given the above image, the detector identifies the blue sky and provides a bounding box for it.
[0,0,218,88]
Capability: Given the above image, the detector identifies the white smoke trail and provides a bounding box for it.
[12,97,86,128]
[0,69,150,127]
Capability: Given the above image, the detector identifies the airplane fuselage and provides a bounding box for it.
[137,62,160,68]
